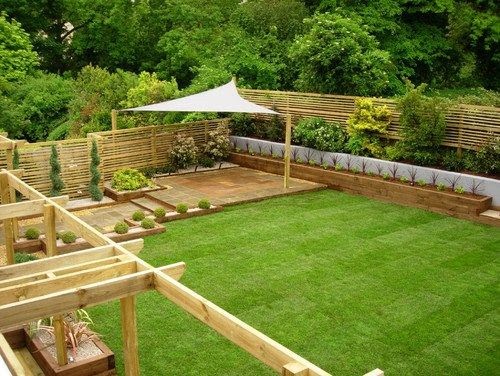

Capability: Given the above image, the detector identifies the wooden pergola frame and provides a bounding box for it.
[0,168,383,376]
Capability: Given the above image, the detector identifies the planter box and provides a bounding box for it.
[13,238,42,253]
[107,224,165,242]
[229,152,493,222]
[3,327,116,376]
[104,184,168,202]
[156,206,223,223]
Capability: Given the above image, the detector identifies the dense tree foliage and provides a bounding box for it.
[0,0,498,142]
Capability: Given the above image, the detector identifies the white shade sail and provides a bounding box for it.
[121,80,279,114]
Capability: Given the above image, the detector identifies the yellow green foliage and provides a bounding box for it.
[346,99,391,135]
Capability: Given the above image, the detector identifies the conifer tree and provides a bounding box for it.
[89,139,103,201]
[50,145,64,196]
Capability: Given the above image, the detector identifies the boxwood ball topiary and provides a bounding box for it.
[60,231,77,244]
[176,203,188,214]
[154,207,166,218]
[114,221,129,234]
[132,210,145,221]
[141,218,156,229]
[24,227,40,240]
[198,199,211,209]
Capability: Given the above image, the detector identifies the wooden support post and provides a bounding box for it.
[4,145,19,240]
[0,174,14,265]
[111,109,118,131]
[121,295,140,376]
[282,362,308,376]
[53,314,68,366]
[284,114,292,189]
[44,204,57,257]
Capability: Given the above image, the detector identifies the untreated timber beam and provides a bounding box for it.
[0,245,115,280]
[0,333,24,375]
[0,260,137,305]
[0,270,154,330]
[153,272,331,376]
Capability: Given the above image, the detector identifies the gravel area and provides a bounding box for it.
[36,330,102,363]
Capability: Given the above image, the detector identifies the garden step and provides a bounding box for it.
[479,209,500,227]
[131,197,174,213]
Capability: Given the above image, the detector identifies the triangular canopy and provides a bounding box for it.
[121,80,279,114]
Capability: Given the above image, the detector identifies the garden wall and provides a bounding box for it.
[239,89,500,150]
[230,136,500,207]
[0,119,228,199]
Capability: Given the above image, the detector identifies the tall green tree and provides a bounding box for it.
[89,139,103,201]
[0,13,38,81]
[290,12,393,96]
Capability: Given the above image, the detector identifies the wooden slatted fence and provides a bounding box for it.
[0,119,227,199]
[239,89,500,150]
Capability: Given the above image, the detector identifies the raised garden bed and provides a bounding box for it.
[13,238,42,253]
[104,183,170,202]
[2,327,115,376]
[229,152,493,222]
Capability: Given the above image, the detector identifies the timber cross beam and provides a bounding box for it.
[0,169,382,376]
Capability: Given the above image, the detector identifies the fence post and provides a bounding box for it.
[457,106,463,157]
[5,142,19,240]
[152,127,157,168]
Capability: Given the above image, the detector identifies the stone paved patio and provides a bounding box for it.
[152,167,325,207]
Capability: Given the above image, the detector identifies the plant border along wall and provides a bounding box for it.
[230,136,500,208]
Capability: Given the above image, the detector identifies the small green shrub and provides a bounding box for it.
[204,124,230,161]
[132,211,145,221]
[454,186,465,194]
[382,172,391,180]
[351,167,360,174]
[416,179,427,187]
[308,160,316,166]
[141,218,156,229]
[24,227,40,240]
[112,168,152,191]
[176,203,189,214]
[60,231,77,244]
[114,221,129,234]
[400,176,409,183]
[170,134,198,169]
[437,183,447,191]
[198,199,211,209]
[14,252,38,263]
[198,154,215,168]
[463,137,500,174]
[321,162,329,170]
[335,163,343,171]
[293,117,347,152]
[229,113,255,137]
[441,150,464,172]
[154,207,166,218]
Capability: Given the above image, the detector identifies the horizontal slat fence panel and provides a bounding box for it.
[239,89,500,150]
[0,119,227,199]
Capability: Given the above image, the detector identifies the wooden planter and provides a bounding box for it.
[229,152,493,222]
[13,238,42,253]
[104,184,167,202]
[3,327,115,376]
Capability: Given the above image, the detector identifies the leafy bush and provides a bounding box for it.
[454,186,465,194]
[170,134,198,169]
[441,150,465,172]
[111,168,152,191]
[198,154,215,168]
[437,183,447,191]
[50,145,64,196]
[132,211,145,221]
[346,99,391,157]
[153,207,166,218]
[141,218,156,229]
[198,199,211,209]
[229,113,255,137]
[397,82,448,164]
[463,136,500,174]
[204,124,230,161]
[24,227,40,240]
[176,203,189,214]
[114,221,129,234]
[60,231,77,244]
[14,252,38,263]
[252,114,284,142]
[89,139,103,201]
[293,117,347,152]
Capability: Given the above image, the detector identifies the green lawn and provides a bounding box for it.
[89,190,500,375]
